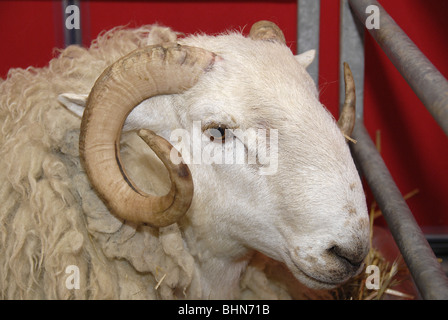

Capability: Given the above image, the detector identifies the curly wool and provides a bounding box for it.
[0,25,329,300]
[0,25,200,299]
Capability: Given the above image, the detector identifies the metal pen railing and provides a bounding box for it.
[345,0,448,299]
[348,0,448,137]
[298,0,448,300]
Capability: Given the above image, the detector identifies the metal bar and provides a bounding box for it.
[348,0,448,136]
[342,0,448,299]
[62,0,82,47]
[350,123,448,299]
[297,0,321,85]
[339,0,365,120]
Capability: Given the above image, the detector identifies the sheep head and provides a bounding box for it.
[59,21,369,293]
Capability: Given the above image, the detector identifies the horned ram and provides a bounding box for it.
[0,21,369,299]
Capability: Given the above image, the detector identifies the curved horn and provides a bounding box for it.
[338,62,356,140]
[80,44,216,227]
[249,20,286,44]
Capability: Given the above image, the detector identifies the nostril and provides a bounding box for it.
[328,245,363,268]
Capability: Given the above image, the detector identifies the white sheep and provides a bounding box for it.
[0,22,369,299]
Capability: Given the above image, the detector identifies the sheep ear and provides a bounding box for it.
[295,49,316,69]
[58,92,145,132]
[58,93,88,118]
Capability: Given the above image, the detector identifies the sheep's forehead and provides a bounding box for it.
[181,33,319,127]
[182,33,315,94]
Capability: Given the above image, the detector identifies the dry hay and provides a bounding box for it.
[328,198,416,300]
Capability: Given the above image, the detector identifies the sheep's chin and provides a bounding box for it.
[284,255,347,290]
[290,266,342,290]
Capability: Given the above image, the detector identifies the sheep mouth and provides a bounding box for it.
[286,253,348,290]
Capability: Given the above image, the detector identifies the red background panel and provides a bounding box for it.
[0,0,447,230]
[0,1,62,77]
[83,1,298,49]
[364,0,448,230]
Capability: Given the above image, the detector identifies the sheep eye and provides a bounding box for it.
[209,127,226,141]
[206,125,227,142]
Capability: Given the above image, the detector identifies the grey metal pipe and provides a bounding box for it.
[297,0,321,86]
[350,123,448,299]
[348,0,448,136]
[62,0,82,47]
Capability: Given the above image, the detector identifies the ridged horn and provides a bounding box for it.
[249,20,286,44]
[338,62,356,140]
[80,43,217,227]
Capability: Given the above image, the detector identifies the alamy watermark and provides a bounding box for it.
[64,263,384,292]
[365,264,380,290]
[168,121,278,175]
[63,3,380,35]
[65,4,80,30]
[365,5,380,30]
[65,265,80,290]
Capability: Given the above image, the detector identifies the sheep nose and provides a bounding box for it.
[328,244,366,269]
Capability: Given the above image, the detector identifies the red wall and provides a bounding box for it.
[1,1,447,231]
